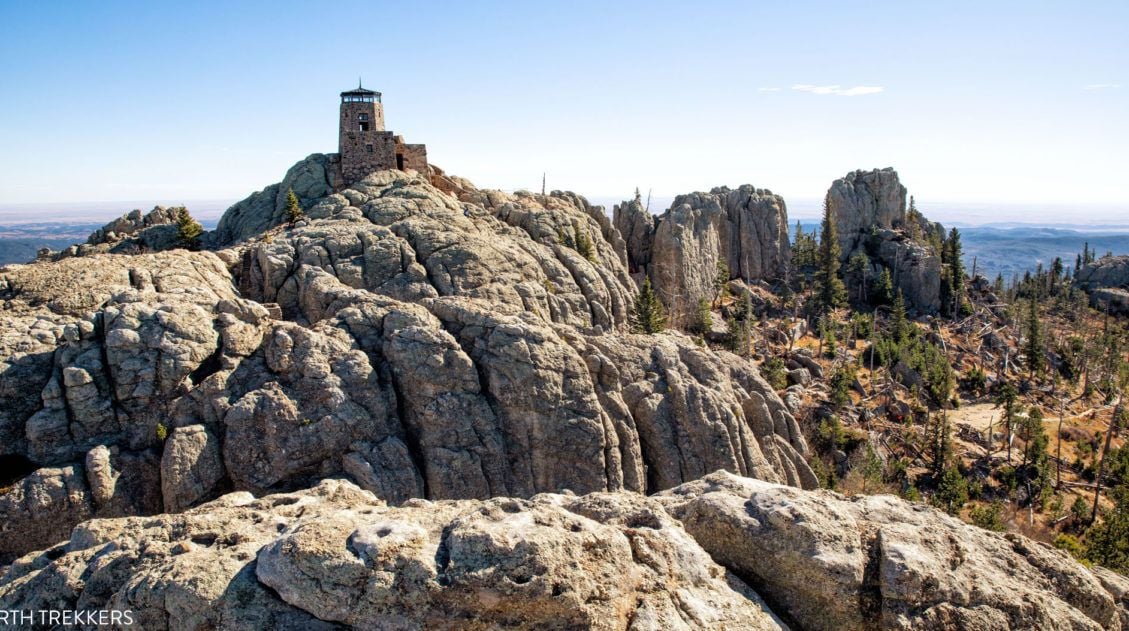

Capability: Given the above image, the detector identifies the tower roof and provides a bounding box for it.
[341,80,380,98]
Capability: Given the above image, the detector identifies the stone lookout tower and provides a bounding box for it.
[336,82,428,188]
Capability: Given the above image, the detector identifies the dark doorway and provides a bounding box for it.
[396,154,405,170]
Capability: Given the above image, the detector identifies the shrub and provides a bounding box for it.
[969,502,1006,531]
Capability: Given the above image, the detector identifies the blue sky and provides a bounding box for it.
[0,1,1126,221]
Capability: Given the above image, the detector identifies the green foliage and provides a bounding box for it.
[285,188,304,224]
[689,298,713,336]
[156,422,168,442]
[964,366,988,396]
[926,413,953,478]
[725,314,751,356]
[1055,533,1086,560]
[631,277,666,334]
[846,252,870,303]
[866,303,954,406]
[872,267,894,306]
[573,223,596,262]
[1084,485,1129,573]
[821,316,838,358]
[828,363,856,410]
[940,227,966,318]
[791,220,818,269]
[969,501,1007,531]
[933,466,969,515]
[714,260,730,304]
[815,195,847,312]
[1071,496,1091,522]
[175,207,203,250]
[761,357,788,390]
[1025,299,1045,378]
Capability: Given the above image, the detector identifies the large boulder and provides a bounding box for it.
[657,471,1124,631]
[2,474,1124,630]
[646,185,790,326]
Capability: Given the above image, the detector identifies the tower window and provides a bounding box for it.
[359,121,370,131]
[358,113,369,121]
[366,144,373,153]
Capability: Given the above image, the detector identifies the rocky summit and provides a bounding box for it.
[0,160,1123,629]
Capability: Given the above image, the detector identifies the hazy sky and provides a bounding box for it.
[1,1,1126,220]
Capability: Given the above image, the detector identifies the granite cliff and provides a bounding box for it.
[0,160,812,564]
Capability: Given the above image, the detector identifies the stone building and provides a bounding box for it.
[335,82,428,188]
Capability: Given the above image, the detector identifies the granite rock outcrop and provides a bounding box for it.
[826,168,943,313]
[625,186,790,326]
[0,162,813,563]
[2,473,1123,630]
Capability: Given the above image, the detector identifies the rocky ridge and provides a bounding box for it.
[0,159,813,564]
[1,471,1125,630]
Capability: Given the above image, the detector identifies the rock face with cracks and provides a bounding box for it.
[1,474,1124,630]
[622,186,791,326]
[0,161,812,564]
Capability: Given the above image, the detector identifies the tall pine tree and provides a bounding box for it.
[631,277,666,334]
[816,195,847,313]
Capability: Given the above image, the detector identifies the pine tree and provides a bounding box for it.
[941,227,966,317]
[890,290,910,344]
[1025,299,1045,379]
[816,195,847,312]
[847,252,869,303]
[573,223,596,262]
[725,315,751,356]
[689,298,713,336]
[175,207,203,250]
[928,412,954,479]
[873,267,894,306]
[714,260,730,306]
[631,277,666,334]
[285,188,304,224]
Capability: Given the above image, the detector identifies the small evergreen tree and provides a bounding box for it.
[176,207,203,250]
[847,252,870,303]
[689,298,713,336]
[714,260,730,305]
[573,223,596,262]
[725,315,751,356]
[941,227,966,317]
[285,188,304,224]
[815,195,847,312]
[873,267,894,306]
[890,290,911,345]
[934,466,969,515]
[631,277,666,334]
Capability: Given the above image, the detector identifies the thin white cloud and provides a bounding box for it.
[758,87,781,92]
[1084,83,1121,90]
[791,84,884,96]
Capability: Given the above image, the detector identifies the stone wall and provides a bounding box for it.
[340,130,397,187]
[396,141,428,174]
